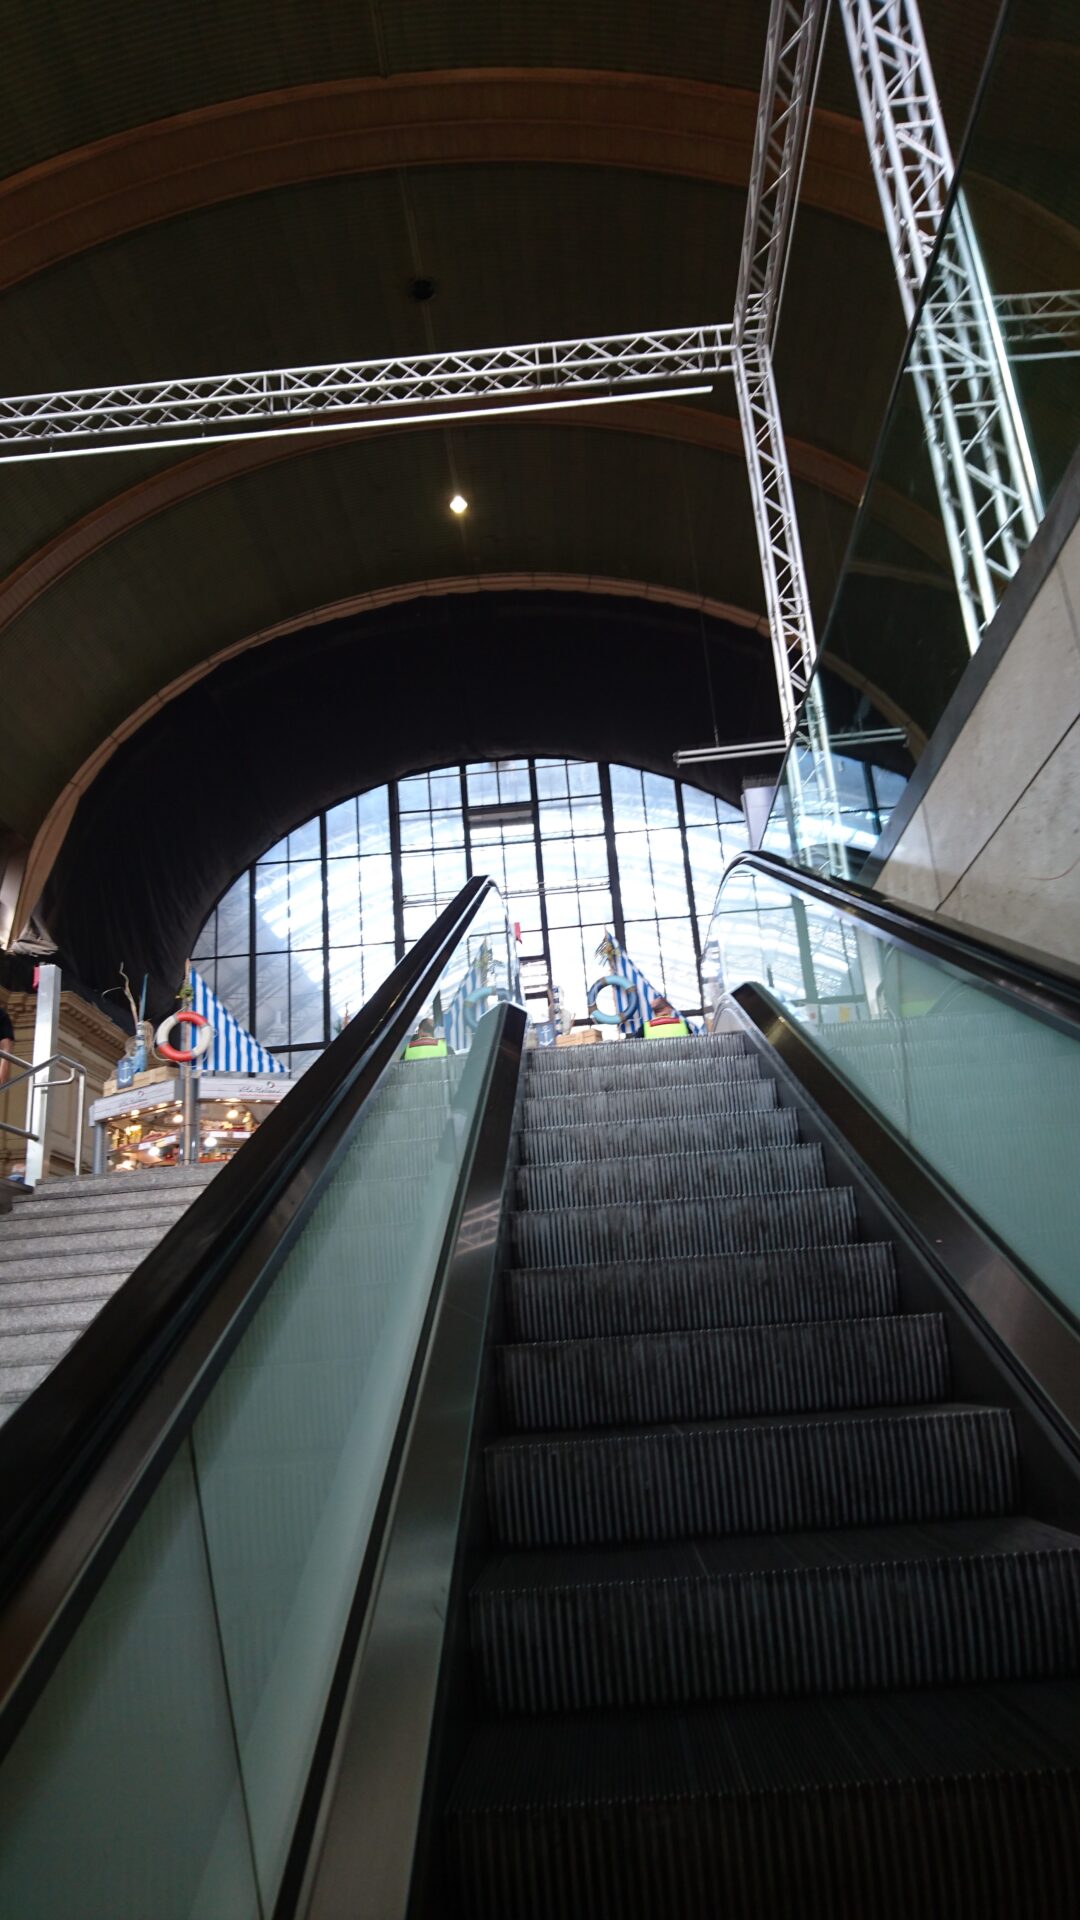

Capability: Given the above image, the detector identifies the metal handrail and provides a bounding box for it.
[0,875,508,1749]
[715,849,1080,1039]
[0,1048,87,1178]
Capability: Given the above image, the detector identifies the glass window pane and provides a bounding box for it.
[289,953,325,1045]
[399,813,434,852]
[403,903,434,943]
[567,761,600,796]
[497,763,530,802]
[258,836,290,866]
[399,851,434,903]
[254,868,290,953]
[615,832,655,919]
[325,858,362,946]
[649,829,691,916]
[539,799,572,837]
[216,875,250,954]
[287,863,325,950]
[643,772,679,829]
[431,811,465,849]
[504,841,538,893]
[358,786,391,854]
[432,847,467,895]
[359,855,394,945]
[398,775,430,811]
[216,955,251,1028]
[573,836,609,887]
[658,920,700,1008]
[545,888,583,929]
[466,768,499,805]
[680,782,719,828]
[610,763,647,831]
[511,893,542,933]
[191,911,216,963]
[325,798,358,857]
[535,760,568,800]
[571,796,604,834]
[256,953,289,1046]
[288,818,321,862]
[542,837,576,889]
[428,770,461,810]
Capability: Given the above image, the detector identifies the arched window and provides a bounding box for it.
[192,759,748,1062]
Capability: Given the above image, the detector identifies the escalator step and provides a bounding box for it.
[515,1144,826,1211]
[518,1107,800,1165]
[448,1684,1080,1920]
[511,1186,858,1266]
[527,1033,747,1070]
[506,1243,898,1341]
[497,1315,949,1431]
[523,1055,764,1097]
[522,1079,779,1128]
[471,1518,1080,1713]
[484,1405,1017,1548]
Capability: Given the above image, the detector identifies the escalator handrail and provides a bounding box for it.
[719,850,1080,1038]
[0,874,503,1634]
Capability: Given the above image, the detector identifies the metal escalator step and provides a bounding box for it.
[497,1315,948,1431]
[448,1684,1080,1920]
[527,1034,747,1071]
[522,1080,778,1127]
[523,1055,764,1097]
[471,1518,1080,1713]
[484,1405,1017,1548]
[511,1187,858,1267]
[519,1108,800,1165]
[507,1244,898,1341]
[515,1145,826,1211]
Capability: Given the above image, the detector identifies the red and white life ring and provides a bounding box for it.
[154,1009,214,1063]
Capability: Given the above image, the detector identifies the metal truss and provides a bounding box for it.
[0,326,731,461]
[733,343,817,740]
[837,0,950,321]
[837,0,1044,648]
[735,0,831,349]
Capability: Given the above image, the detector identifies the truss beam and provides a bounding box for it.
[735,0,831,347]
[838,0,1044,648]
[0,326,732,461]
[733,343,816,740]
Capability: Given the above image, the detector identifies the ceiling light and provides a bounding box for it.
[449,493,468,515]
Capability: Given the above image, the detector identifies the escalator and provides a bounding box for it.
[0,863,1079,1917]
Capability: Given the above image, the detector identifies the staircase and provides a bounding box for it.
[0,1165,220,1424]
[448,1030,1080,1918]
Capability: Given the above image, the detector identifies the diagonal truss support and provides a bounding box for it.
[837,0,1043,650]
[735,0,831,350]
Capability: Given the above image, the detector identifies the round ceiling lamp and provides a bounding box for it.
[449,493,469,515]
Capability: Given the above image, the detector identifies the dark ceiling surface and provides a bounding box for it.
[2,0,1070,992]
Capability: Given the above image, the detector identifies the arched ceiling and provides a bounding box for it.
[2,0,1073,982]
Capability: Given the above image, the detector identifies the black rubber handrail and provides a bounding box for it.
[0,875,500,1612]
[722,850,1080,1039]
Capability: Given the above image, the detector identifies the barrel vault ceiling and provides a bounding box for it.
[1,0,1073,974]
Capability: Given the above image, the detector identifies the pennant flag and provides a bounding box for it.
[587,933,694,1038]
[189,969,289,1075]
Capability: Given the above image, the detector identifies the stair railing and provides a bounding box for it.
[0,1048,87,1183]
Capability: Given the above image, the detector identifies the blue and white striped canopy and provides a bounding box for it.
[587,934,693,1037]
[189,970,288,1076]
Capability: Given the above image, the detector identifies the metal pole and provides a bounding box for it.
[92,1121,107,1177]
[182,1063,199,1167]
[73,1069,86,1179]
[24,963,61,1187]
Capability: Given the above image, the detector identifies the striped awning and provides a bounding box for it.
[189,970,288,1076]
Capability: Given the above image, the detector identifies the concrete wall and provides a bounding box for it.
[875,489,1080,969]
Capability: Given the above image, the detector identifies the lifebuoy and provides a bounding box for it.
[155,1009,214,1063]
[588,973,638,1026]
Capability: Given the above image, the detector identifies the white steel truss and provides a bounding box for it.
[837,0,1044,649]
[0,326,731,461]
[734,0,831,349]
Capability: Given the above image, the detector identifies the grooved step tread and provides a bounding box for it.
[497,1315,949,1430]
[448,1685,1080,1918]
[484,1404,1018,1548]
[515,1144,827,1210]
[0,1204,188,1244]
[528,1034,747,1070]
[510,1187,859,1266]
[507,1244,898,1341]
[471,1518,1080,1711]
[522,1080,780,1126]
[519,1109,800,1165]
[522,1056,764,1098]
